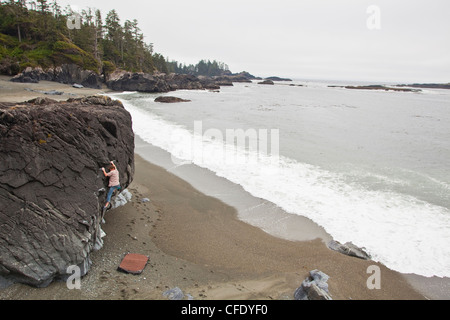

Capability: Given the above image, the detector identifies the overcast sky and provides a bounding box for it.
[58,0,450,83]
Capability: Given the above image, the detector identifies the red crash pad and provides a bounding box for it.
[118,253,149,274]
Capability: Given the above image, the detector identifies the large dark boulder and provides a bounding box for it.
[0,96,134,287]
[53,64,103,89]
[10,67,47,83]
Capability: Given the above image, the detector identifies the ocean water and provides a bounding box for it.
[109,80,450,278]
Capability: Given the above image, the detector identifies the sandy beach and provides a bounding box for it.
[0,75,111,102]
[0,77,446,301]
[0,153,427,300]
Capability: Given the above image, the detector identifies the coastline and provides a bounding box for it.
[133,138,449,300]
[0,77,447,300]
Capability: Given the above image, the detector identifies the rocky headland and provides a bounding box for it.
[105,70,259,93]
[10,66,262,94]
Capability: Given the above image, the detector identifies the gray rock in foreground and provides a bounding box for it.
[294,270,332,300]
[0,96,134,287]
[163,287,185,300]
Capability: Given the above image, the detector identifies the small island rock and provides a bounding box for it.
[155,96,191,103]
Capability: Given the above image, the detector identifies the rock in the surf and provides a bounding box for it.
[327,240,371,260]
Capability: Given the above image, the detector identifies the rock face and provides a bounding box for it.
[10,64,103,89]
[165,73,204,91]
[0,96,134,287]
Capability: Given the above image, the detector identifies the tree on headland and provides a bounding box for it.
[153,53,168,74]
[103,9,123,66]
[166,58,230,77]
[2,0,27,42]
[0,0,235,77]
[0,1,158,74]
[36,0,49,13]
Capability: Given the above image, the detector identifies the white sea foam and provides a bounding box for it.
[119,98,450,278]
[111,91,139,95]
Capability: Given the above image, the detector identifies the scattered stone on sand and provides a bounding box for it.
[294,270,332,300]
[163,287,185,300]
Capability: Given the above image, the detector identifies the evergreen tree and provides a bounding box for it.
[165,58,230,77]
[94,9,103,64]
[3,0,27,42]
[36,0,49,13]
[104,9,123,65]
[0,2,228,76]
[50,0,61,17]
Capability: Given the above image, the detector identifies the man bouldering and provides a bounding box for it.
[102,161,121,213]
